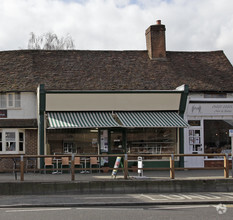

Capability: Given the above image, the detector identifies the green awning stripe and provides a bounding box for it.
[66,112,76,128]
[47,112,120,128]
[116,112,188,128]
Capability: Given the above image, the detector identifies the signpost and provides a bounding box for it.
[229,129,233,177]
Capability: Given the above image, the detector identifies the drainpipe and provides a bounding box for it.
[37,84,46,168]
[177,84,189,168]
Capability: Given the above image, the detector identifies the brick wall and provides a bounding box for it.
[205,160,232,168]
[25,129,38,155]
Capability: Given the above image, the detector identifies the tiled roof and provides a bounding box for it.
[0,50,232,92]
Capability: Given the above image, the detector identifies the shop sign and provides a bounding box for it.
[229,130,233,137]
[188,103,233,116]
[0,110,7,118]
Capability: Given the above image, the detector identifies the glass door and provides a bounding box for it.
[108,129,125,168]
[187,120,204,167]
[189,129,203,154]
[110,129,125,154]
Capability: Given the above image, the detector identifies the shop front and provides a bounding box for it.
[38,85,189,168]
[184,94,233,168]
[46,111,187,167]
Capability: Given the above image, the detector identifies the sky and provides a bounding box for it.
[0,0,233,64]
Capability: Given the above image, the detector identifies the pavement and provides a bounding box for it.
[0,169,232,182]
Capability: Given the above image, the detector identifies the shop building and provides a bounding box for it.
[38,85,188,168]
[0,20,232,169]
[0,92,37,169]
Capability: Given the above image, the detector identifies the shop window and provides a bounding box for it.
[204,120,233,156]
[0,130,25,154]
[63,142,76,153]
[47,129,98,155]
[127,128,177,160]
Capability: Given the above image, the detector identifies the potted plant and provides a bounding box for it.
[102,163,110,173]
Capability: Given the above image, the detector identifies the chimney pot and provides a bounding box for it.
[156,20,161,25]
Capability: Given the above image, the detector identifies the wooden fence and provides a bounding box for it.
[0,153,231,181]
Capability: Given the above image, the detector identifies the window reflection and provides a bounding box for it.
[204,120,233,154]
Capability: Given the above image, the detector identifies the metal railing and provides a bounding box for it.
[0,153,231,181]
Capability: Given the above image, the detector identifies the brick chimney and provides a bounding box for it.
[145,20,166,59]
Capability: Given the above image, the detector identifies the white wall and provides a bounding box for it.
[7,92,37,119]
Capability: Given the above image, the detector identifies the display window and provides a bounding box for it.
[204,120,233,156]
[126,128,177,160]
[47,127,178,161]
[47,129,99,155]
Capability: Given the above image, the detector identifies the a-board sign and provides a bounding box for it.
[111,157,121,178]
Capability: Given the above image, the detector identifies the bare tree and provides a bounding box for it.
[28,32,75,50]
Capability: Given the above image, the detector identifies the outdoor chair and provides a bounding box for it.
[44,157,54,174]
[61,157,70,173]
[74,157,83,172]
[90,157,100,173]
[26,157,37,173]
[12,158,21,173]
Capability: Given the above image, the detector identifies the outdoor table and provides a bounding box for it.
[80,157,90,174]
[52,158,62,174]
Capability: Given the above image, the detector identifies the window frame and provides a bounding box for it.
[0,92,21,109]
[0,129,25,154]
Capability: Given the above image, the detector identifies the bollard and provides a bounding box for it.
[224,153,229,178]
[170,154,175,179]
[138,156,143,177]
[20,155,24,181]
[71,154,75,181]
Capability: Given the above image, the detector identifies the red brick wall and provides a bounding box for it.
[205,160,232,168]
[25,129,38,155]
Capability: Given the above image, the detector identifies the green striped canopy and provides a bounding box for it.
[116,111,189,128]
[47,112,120,129]
[47,111,188,129]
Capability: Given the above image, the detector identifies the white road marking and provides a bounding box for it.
[5,208,71,213]
[140,194,167,201]
[75,207,144,211]
[159,194,184,200]
[151,205,211,210]
[83,197,134,199]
